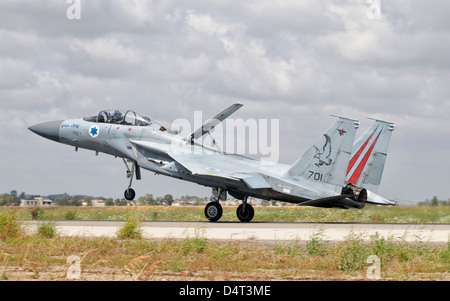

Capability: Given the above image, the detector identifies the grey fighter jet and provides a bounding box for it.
[29,104,395,222]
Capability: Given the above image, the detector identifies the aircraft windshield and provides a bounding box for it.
[84,110,152,126]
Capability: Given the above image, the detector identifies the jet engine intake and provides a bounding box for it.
[341,183,367,209]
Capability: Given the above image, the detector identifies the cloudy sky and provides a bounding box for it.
[1,0,449,203]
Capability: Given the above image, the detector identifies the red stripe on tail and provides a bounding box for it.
[346,130,376,175]
[348,131,381,185]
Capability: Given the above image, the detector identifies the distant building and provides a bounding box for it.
[81,199,105,207]
[20,197,52,207]
[172,200,196,206]
[92,199,105,207]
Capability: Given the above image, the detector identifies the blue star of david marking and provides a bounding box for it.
[89,125,99,137]
[90,127,98,136]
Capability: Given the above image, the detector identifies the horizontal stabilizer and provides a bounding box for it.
[366,190,396,206]
[297,194,353,207]
[297,190,396,208]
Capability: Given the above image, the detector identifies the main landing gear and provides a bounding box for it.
[123,159,140,201]
[204,188,254,223]
[204,202,223,222]
[236,196,254,223]
[204,187,225,222]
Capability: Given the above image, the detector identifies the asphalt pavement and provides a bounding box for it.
[24,220,450,243]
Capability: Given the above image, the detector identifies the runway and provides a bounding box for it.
[24,221,450,243]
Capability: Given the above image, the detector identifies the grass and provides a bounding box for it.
[0,213,23,241]
[0,206,449,281]
[0,211,449,281]
[0,205,449,223]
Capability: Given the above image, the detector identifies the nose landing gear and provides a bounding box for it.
[123,159,140,201]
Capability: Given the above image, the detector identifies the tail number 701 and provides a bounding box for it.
[308,171,324,181]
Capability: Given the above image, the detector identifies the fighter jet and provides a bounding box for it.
[28,104,395,222]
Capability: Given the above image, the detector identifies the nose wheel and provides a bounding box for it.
[124,188,136,201]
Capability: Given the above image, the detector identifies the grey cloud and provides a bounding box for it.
[1,1,449,201]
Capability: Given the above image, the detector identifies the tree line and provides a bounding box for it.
[418,196,450,206]
[0,190,192,206]
[2,190,450,207]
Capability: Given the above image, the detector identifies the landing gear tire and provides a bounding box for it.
[124,188,136,201]
[236,203,254,222]
[204,202,223,222]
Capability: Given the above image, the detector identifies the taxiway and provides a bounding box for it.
[24,221,450,243]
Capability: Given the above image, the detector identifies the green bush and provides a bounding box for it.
[306,231,327,256]
[37,222,57,238]
[64,210,77,220]
[0,214,22,241]
[338,238,369,272]
[117,215,143,239]
[178,237,209,255]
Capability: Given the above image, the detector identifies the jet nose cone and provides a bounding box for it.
[28,120,64,142]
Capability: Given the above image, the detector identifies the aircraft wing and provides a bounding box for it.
[129,138,271,188]
[236,172,272,189]
[186,103,243,141]
[167,150,272,189]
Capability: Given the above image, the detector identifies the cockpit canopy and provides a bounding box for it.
[84,110,153,126]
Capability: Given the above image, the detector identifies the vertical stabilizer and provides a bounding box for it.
[346,118,395,193]
[283,116,359,187]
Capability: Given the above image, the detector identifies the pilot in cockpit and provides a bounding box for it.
[110,110,123,124]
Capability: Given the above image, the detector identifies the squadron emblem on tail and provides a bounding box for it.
[313,134,332,167]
